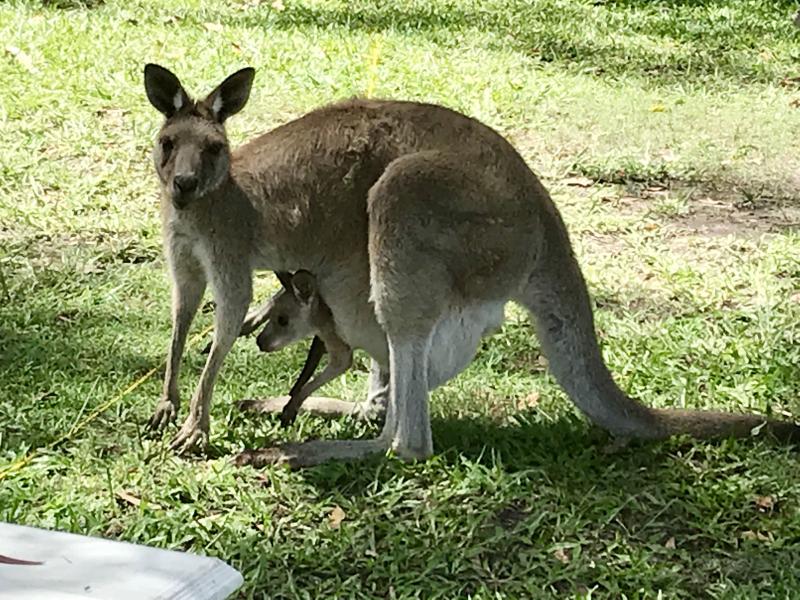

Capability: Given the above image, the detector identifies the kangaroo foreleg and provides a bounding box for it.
[171,268,251,454]
[280,341,352,427]
[201,281,284,354]
[239,357,388,422]
[148,247,206,431]
[288,336,326,397]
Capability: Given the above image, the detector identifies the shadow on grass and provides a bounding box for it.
[211,0,798,85]
[0,305,165,451]
[225,410,800,596]
[39,0,105,8]
[243,406,798,499]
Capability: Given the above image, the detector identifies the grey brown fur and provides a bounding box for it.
[144,63,799,467]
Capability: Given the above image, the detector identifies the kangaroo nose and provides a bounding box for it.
[174,174,198,194]
[256,331,273,353]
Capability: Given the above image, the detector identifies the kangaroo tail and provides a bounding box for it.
[651,409,800,443]
[518,199,799,443]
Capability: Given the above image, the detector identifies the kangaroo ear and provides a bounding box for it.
[202,67,255,123]
[144,64,191,117]
[275,271,293,292]
[291,270,317,306]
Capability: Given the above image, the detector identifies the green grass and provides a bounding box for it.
[2,0,800,597]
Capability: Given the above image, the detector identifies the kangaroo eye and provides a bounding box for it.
[160,137,174,156]
[277,315,289,327]
[206,142,224,155]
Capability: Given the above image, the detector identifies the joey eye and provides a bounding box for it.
[277,315,289,327]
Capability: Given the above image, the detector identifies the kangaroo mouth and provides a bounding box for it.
[171,188,194,209]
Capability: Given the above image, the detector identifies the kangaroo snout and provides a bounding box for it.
[174,173,198,193]
[172,173,198,207]
[256,330,276,352]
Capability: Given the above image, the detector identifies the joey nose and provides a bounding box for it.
[174,174,198,195]
[256,332,270,352]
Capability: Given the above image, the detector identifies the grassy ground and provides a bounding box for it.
[2,0,800,597]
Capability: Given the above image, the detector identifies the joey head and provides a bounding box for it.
[255,270,353,427]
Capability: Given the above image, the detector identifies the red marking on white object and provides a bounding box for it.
[0,554,43,566]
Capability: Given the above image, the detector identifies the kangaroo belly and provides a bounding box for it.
[335,306,389,366]
[317,268,390,365]
[317,258,505,388]
[427,302,505,389]
[323,293,504,392]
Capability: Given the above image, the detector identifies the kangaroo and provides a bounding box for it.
[143,63,799,467]
[254,270,354,427]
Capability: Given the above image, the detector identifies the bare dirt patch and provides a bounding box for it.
[563,178,800,253]
[621,181,800,235]
[667,196,800,238]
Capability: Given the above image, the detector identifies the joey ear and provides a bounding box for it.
[144,63,191,117]
[275,271,293,292]
[291,270,317,306]
[202,67,255,122]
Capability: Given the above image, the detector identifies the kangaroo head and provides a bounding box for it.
[257,271,320,353]
[143,64,255,209]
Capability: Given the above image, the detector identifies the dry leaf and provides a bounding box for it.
[664,536,676,549]
[204,22,224,33]
[553,547,570,564]
[231,42,243,54]
[536,355,549,369]
[116,489,163,510]
[5,45,39,74]
[35,391,57,403]
[741,530,771,543]
[96,107,129,129]
[328,505,346,529]
[254,473,272,488]
[658,149,677,162]
[518,392,540,409]
[104,521,124,538]
[754,495,778,514]
[650,103,666,113]
[116,489,142,506]
[198,513,225,527]
[790,99,800,109]
[771,407,794,419]
[96,107,129,118]
[643,222,659,231]
[562,176,594,188]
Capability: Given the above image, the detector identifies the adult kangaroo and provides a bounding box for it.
[143,63,799,466]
